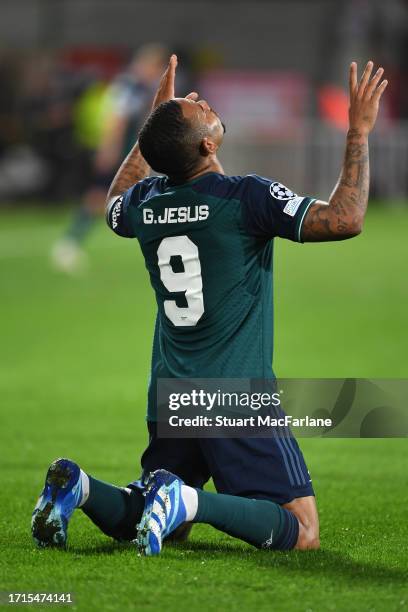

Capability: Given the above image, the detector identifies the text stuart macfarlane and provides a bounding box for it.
[168,415,332,428]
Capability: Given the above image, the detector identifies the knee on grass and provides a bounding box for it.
[295,523,320,551]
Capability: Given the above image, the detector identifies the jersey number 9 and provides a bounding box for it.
[157,236,205,327]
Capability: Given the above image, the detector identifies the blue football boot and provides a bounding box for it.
[31,458,83,548]
[136,469,187,556]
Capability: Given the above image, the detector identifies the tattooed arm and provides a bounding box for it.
[107,143,150,200]
[301,61,388,242]
[301,129,369,241]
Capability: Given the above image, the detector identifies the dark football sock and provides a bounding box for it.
[81,476,144,541]
[65,207,95,243]
[192,490,299,550]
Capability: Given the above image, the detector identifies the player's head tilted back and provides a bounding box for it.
[138,97,225,183]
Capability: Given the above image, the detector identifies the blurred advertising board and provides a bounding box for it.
[198,71,309,140]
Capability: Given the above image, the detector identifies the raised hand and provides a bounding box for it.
[151,54,178,110]
[348,61,388,136]
[152,54,199,110]
[301,61,390,242]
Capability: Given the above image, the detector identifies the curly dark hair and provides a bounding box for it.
[138,100,205,182]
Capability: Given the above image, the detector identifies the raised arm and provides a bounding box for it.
[301,61,388,242]
[105,55,178,201]
[106,54,198,202]
[106,142,150,201]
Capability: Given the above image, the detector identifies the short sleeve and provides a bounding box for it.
[105,177,162,238]
[240,175,316,242]
[105,189,135,238]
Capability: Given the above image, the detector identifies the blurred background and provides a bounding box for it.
[1,0,408,207]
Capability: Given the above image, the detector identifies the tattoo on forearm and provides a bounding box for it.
[107,142,150,200]
[302,128,369,241]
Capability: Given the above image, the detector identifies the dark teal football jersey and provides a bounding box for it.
[107,172,316,419]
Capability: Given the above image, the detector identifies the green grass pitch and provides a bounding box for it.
[0,205,407,611]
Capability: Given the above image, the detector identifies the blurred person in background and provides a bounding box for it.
[51,43,168,273]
